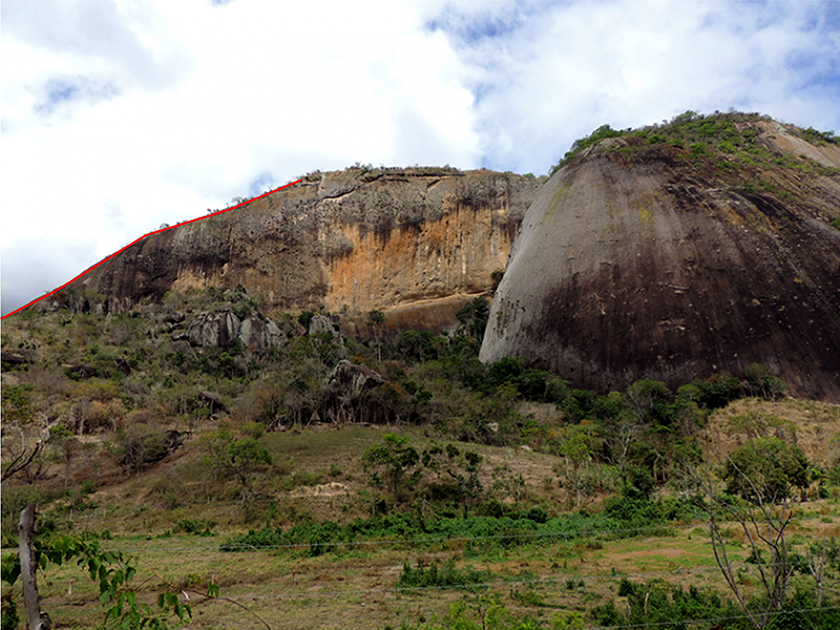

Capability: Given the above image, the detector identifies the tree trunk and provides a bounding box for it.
[19,502,45,630]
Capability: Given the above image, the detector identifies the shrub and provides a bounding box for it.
[550,124,624,174]
[396,559,487,591]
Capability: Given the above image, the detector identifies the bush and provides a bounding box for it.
[550,124,624,174]
[396,559,487,591]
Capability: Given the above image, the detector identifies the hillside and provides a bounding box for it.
[481,113,840,401]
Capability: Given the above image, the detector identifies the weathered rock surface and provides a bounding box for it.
[65,167,541,330]
[186,310,286,355]
[320,360,387,424]
[239,313,283,355]
[481,121,840,401]
[308,315,338,337]
[188,311,241,350]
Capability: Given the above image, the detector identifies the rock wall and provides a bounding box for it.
[66,168,541,330]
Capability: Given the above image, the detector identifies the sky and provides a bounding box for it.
[2,0,839,316]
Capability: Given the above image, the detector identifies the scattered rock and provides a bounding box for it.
[319,360,386,424]
[1,352,27,368]
[165,311,186,324]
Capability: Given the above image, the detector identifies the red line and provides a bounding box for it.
[2,179,302,320]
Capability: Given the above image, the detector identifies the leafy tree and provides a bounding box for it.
[367,309,385,362]
[744,363,787,400]
[202,425,272,493]
[698,438,809,629]
[723,438,809,504]
[362,433,420,506]
[455,297,490,342]
[297,310,315,330]
[550,423,601,506]
[550,124,624,174]
[420,443,484,516]
[2,504,199,630]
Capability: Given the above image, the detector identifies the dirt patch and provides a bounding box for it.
[290,482,349,498]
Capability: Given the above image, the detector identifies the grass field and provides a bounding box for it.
[4,403,840,630]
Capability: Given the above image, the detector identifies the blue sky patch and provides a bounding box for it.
[248,172,275,197]
[35,76,118,116]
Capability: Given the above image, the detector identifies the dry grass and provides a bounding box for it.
[27,500,840,630]
[703,397,840,463]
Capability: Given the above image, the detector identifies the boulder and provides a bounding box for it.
[188,311,241,350]
[239,313,283,355]
[319,360,386,424]
[308,315,338,337]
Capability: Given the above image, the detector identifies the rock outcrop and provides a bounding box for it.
[188,311,241,351]
[186,310,287,355]
[481,117,840,401]
[64,167,541,331]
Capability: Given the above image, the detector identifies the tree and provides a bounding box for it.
[1,425,46,483]
[202,426,272,496]
[47,426,80,490]
[3,503,196,630]
[791,538,840,608]
[698,440,810,629]
[366,309,385,362]
[550,423,601,506]
[227,437,272,488]
[723,438,809,504]
[420,443,484,516]
[362,433,420,506]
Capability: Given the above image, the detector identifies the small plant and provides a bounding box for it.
[396,559,488,591]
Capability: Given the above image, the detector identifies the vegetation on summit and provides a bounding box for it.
[550,110,839,174]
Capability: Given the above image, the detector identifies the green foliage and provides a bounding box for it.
[454,297,491,343]
[397,559,487,591]
[202,425,272,489]
[551,124,624,174]
[593,579,744,630]
[220,498,681,555]
[2,533,199,629]
[367,309,385,327]
[114,422,171,473]
[297,310,315,330]
[802,127,839,146]
[421,443,484,516]
[1,383,37,424]
[395,330,443,363]
[690,142,711,157]
[0,593,18,630]
[363,433,421,505]
[723,437,809,503]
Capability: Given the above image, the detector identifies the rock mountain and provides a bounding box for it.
[53,114,840,401]
[480,115,840,402]
[65,167,542,332]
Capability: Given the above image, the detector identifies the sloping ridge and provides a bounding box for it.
[481,118,840,401]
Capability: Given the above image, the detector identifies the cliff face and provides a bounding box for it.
[481,118,840,401]
[67,167,541,329]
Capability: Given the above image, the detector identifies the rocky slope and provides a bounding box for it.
[61,167,541,331]
[480,115,840,401]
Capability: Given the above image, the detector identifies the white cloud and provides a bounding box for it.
[430,0,840,174]
[2,0,839,315]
